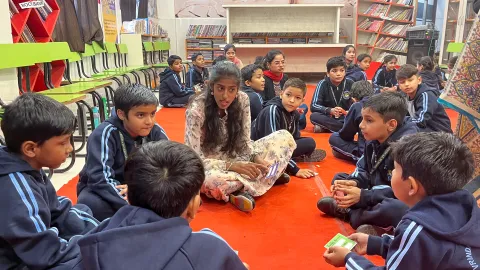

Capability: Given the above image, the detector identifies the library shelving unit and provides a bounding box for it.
[355,0,418,65]
[185,36,227,64]
[438,0,476,65]
[223,4,348,73]
[9,0,63,92]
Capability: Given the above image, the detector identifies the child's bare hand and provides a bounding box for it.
[349,233,369,255]
[333,180,357,187]
[323,246,350,267]
[116,184,128,201]
[334,186,361,208]
[296,169,315,179]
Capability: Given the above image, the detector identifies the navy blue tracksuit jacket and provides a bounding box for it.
[0,147,98,269]
[346,65,368,82]
[372,67,397,93]
[159,68,195,106]
[77,205,247,270]
[242,85,264,122]
[77,115,168,221]
[346,189,480,270]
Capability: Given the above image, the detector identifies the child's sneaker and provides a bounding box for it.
[229,192,255,212]
[317,196,350,220]
[293,149,327,162]
[314,125,329,133]
[274,173,290,185]
[356,224,394,236]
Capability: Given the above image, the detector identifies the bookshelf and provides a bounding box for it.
[355,0,417,65]
[9,0,64,92]
[185,25,227,65]
[223,4,348,73]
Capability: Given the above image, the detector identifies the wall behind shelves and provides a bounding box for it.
[0,0,18,104]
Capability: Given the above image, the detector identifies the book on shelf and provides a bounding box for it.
[376,37,408,52]
[382,23,409,36]
[21,25,35,43]
[231,32,333,38]
[387,9,413,21]
[187,50,213,61]
[187,25,226,37]
[377,52,407,65]
[363,4,389,17]
[9,0,19,14]
[358,19,384,31]
[396,0,413,5]
[37,0,53,22]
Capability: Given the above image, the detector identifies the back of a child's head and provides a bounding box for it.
[392,132,474,195]
[167,55,182,66]
[114,84,159,117]
[448,56,458,69]
[1,93,75,153]
[212,55,227,66]
[241,64,262,84]
[254,56,264,66]
[283,78,307,97]
[417,56,434,71]
[396,64,418,80]
[363,91,407,124]
[327,56,347,72]
[124,140,205,218]
[351,81,374,100]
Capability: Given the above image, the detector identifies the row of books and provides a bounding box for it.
[232,37,329,44]
[376,37,408,52]
[396,0,413,6]
[21,25,35,43]
[38,1,53,21]
[186,39,226,49]
[376,52,407,65]
[122,18,167,36]
[186,51,214,61]
[382,23,409,36]
[358,19,383,31]
[387,9,413,21]
[364,4,389,17]
[231,32,334,38]
[9,0,19,14]
[187,25,226,37]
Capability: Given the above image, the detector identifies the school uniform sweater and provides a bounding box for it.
[311,77,354,116]
[336,97,368,154]
[406,84,452,133]
[349,121,418,208]
[242,85,264,122]
[262,73,288,101]
[185,65,209,89]
[345,63,356,78]
[251,97,302,175]
[346,189,480,270]
[372,67,397,93]
[0,147,99,269]
[346,65,368,82]
[77,205,247,270]
[419,70,442,92]
[159,68,194,106]
[77,115,169,214]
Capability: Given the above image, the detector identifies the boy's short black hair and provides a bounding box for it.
[357,53,372,62]
[392,132,474,195]
[351,81,374,100]
[283,78,307,96]
[124,141,205,218]
[191,53,203,62]
[363,91,407,124]
[167,55,182,66]
[396,64,418,80]
[254,56,264,66]
[241,64,262,83]
[212,55,227,66]
[417,56,434,71]
[327,56,347,73]
[448,56,458,69]
[114,84,159,117]
[1,93,75,153]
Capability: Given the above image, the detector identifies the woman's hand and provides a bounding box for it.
[229,162,268,179]
[253,155,271,168]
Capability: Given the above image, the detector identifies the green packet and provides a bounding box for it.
[324,233,357,250]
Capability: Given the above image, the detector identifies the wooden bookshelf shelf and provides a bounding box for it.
[358,13,384,19]
[233,43,348,48]
[358,28,379,33]
[358,44,375,48]
[186,48,223,51]
[380,32,406,38]
[187,36,227,39]
[389,3,414,8]
[375,47,407,54]
[185,33,226,64]
[386,18,412,23]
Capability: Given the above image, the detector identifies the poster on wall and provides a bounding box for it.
[102,0,118,42]
[174,0,355,18]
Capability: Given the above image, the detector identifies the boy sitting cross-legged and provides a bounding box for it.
[397,64,452,133]
[317,92,418,233]
[252,78,327,179]
[77,84,169,221]
[78,141,249,270]
[324,132,479,270]
[159,55,198,108]
[0,93,99,269]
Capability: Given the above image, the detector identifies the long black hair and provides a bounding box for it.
[201,61,245,157]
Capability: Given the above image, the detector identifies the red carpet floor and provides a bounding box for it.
[58,86,457,269]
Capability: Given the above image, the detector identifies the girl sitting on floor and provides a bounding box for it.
[185,61,296,212]
[224,44,244,69]
[372,54,398,93]
[343,45,356,78]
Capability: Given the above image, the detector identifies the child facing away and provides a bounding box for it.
[417,56,443,93]
[213,55,227,66]
[0,93,99,269]
[224,44,244,69]
[241,64,265,122]
[310,56,354,133]
[329,81,375,163]
[324,132,479,270]
[252,78,327,179]
[159,55,198,108]
[372,54,398,93]
[397,64,453,133]
[346,54,371,82]
[77,84,169,221]
[317,92,418,232]
[185,52,210,91]
[343,45,356,78]
[77,141,249,270]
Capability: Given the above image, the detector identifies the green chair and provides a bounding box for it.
[152,41,170,68]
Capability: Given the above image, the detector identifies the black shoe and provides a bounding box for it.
[356,224,394,236]
[316,196,350,220]
[229,192,255,212]
[274,173,290,185]
[293,149,327,163]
